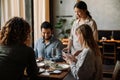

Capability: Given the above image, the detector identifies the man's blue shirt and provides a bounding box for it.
[34,36,64,61]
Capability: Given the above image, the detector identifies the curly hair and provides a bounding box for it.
[0,17,30,45]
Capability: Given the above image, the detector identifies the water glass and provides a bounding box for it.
[51,48,56,58]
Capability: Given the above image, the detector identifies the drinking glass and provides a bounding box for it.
[51,48,56,58]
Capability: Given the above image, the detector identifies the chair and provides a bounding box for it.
[61,38,69,47]
[103,64,114,78]
[102,42,117,64]
[112,60,120,80]
[103,61,120,80]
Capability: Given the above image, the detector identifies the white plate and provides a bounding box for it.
[39,68,45,73]
[37,62,45,67]
[55,63,69,70]
[36,59,40,62]
[41,72,50,76]
[53,70,61,74]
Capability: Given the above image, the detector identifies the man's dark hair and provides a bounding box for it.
[41,21,53,31]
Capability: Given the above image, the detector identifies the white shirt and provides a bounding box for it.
[70,48,89,80]
[69,17,98,54]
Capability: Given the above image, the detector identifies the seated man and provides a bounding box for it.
[34,21,64,62]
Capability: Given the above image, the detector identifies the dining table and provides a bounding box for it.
[98,39,120,49]
[99,39,120,43]
[36,60,70,80]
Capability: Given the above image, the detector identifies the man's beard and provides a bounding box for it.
[43,36,52,40]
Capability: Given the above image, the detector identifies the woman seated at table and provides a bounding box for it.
[0,17,38,80]
[63,24,103,80]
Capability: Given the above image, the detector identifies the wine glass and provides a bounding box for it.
[51,48,56,58]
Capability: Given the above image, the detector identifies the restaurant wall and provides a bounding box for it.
[52,0,75,28]
[52,0,120,31]
[85,0,120,30]
[52,0,75,38]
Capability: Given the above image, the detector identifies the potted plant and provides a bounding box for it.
[55,18,67,38]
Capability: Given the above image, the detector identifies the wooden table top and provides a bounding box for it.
[98,39,120,49]
[24,62,70,80]
[38,69,70,80]
[37,61,70,80]
[99,39,120,43]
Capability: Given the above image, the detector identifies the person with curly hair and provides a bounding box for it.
[0,17,38,80]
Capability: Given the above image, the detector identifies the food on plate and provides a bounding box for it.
[55,64,63,70]
[50,63,69,71]
[37,62,45,67]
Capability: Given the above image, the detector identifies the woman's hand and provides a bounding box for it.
[73,50,82,56]
[62,47,70,54]
[63,53,77,64]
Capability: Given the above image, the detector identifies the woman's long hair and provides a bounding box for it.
[0,17,30,45]
[74,1,92,19]
[76,24,101,56]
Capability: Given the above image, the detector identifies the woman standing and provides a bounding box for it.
[65,1,98,54]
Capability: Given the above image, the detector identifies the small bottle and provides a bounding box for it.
[111,31,114,40]
[110,36,114,40]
